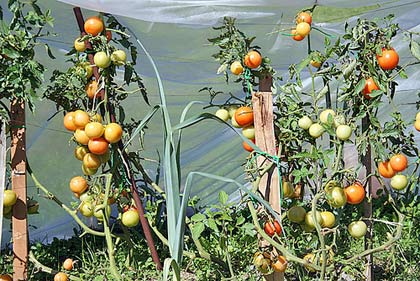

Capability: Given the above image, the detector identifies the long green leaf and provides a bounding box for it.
[162,258,181,281]
[131,26,182,261]
[123,105,160,149]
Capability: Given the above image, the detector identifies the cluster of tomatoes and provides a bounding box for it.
[253,251,287,274]
[362,48,399,99]
[61,15,141,229]
[74,16,127,70]
[229,49,263,76]
[215,105,255,152]
[64,110,122,177]
[63,116,139,225]
[378,153,409,190]
[298,108,353,141]
[291,12,312,41]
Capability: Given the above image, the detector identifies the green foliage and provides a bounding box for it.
[208,17,274,95]
[187,192,258,280]
[44,15,148,113]
[0,0,53,120]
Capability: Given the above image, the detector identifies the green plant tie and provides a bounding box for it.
[243,68,253,100]
[251,150,284,207]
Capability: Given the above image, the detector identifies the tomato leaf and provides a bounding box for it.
[410,39,420,61]
[191,213,206,222]
[218,190,228,205]
[398,69,408,79]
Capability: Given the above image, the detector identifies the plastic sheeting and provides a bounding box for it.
[1,0,420,246]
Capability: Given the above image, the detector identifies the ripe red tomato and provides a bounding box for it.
[264,220,282,237]
[363,77,379,99]
[376,48,399,70]
[345,182,365,204]
[244,50,262,69]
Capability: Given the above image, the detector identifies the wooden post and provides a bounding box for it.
[362,116,373,280]
[252,75,283,281]
[0,120,6,252]
[11,100,28,281]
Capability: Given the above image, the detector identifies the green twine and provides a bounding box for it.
[9,124,25,129]
[251,149,289,241]
[243,68,253,100]
[251,150,284,206]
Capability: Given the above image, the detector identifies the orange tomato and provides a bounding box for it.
[272,255,287,272]
[85,122,104,139]
[73,110,90,129]
[244,50,262,69]
[84,16,104,36]
[296,12,312,25]
[243,139,255,152]
[83,153,101,169]
[0,274,12,281]
[104,123,123,143]
[85,80,99,99]
[54,272,68,281]
[345,182,365,204]
[88,137,109,155]
[376,48,399,70]
[291,29,304,41]
[63,258,73,271]
[389,154,408,172]
[378,161,396,178]
[69,176,88,194]
[74,146,89,161]
[74,129,90,145]
[363,77,379,99]
[296,22,311,37]
[234,106,254,127]
[63,112,77,131]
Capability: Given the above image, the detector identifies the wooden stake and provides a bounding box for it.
[362,116,373,281]
[11,100,28,281]
[0,120,6,252]
[252,76,283,281]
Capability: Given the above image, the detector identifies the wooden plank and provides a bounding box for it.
[11,100,28,281]
[252,91,280,212]
[0,120,6,252]
[252,91,283,281]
